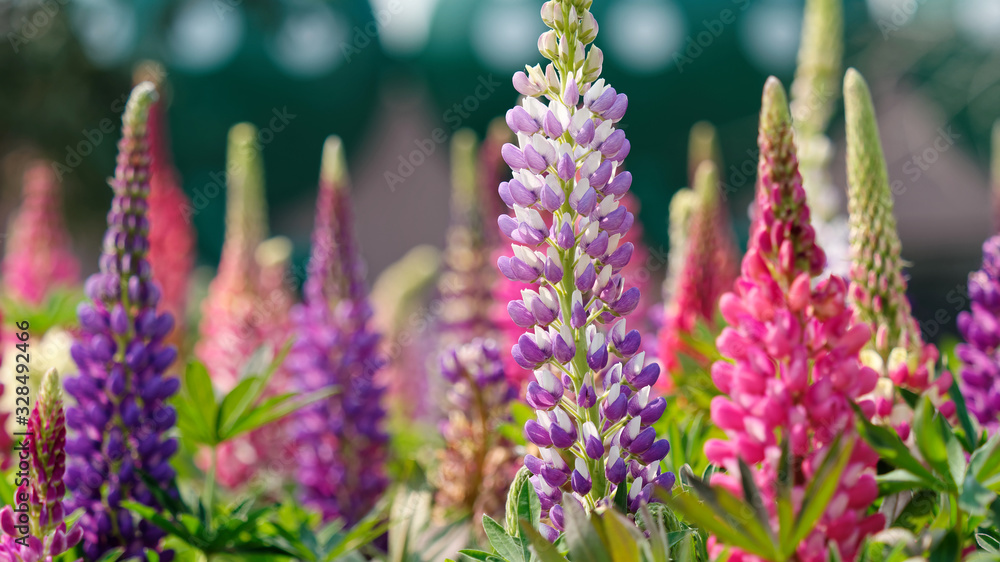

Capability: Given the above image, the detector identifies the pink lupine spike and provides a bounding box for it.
[704,77,884,562]
[658,159,738,390]
[138,62,196,353]
[195,123,268,392]
[2,162,80,305]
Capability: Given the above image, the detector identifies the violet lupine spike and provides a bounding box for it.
[704,77,884,562]
[64,82,179,562]
[500,0,671,537]
[195,123,268,393]
[2,161,80,306]
[957,235,1000,434]
[844,69,953,430]
[0,369,82,561]
[289,136,388,526]
[434,339,519,520]
[138,62,196,353]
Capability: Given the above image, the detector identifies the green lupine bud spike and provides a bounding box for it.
[687,121,721,185]
[29,367,67,537]
[790,0,842,136]
[844,68,921,358]
[226,123,268,272]
[449,129,480,231]
[663,188,696,304]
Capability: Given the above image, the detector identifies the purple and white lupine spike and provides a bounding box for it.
[63,82,178,562]
[502,0,672,536]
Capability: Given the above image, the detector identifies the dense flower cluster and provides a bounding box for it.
[2,162,80,305]
[435,339,519,519]
[289,137,388,526]
[0,369,82,562]
[844,69,952,431]
[704,77,883,562]
[957,235,1000,434]
[64,82,179,562]
[499,0,672,537]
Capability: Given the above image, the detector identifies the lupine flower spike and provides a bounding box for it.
[957,124,1000,434]
[0,368,82,562]
[196,123,269,392]
[2,161,80,306]
[439,130,497,344]
[704,77,883,561]
[844,69,953,432]
[500,0,672,538]
[657,160,737,396]
[64,82,179,561]
[137,61,196,352]
[957,237,1000,434]
[289,136,388,526]
[434,339,519,520]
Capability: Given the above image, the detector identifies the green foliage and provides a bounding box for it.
[662,435,854,561]
[1,288,82,335]
[173,344,336,447]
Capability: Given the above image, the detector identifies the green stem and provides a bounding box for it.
[205,446,218,530]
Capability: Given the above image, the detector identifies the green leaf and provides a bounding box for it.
[971,433,1000,483]
[656,487,771,557]
[948,378,980,452]
[976,532,1000,553]
[518,519,569,562]
[597,510,643,562]
[928,530,960,562]
[853,404,941,489]
[775,439,794,548]
[685,470,776,557]
[222,387,338,441]
[737,457,776,545]
[913,397,955,489]
[179,361,219,443]
[788,435,854,554]
[876,469,933,496]
[217,375,269,438]
[459,550,497,561]
[517,474,541,532]
[960,470,996,517]
[92,548,126,562]
[562,499,612,562]
[483,515,526,562]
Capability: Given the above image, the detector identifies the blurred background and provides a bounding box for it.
[1,0,999,340]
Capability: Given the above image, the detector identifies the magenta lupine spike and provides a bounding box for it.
[195,123,268,392]
[0,369,82,561]
[500,0,672,538]
[657,160,738,392]
[703,78,884,562]
[434,339,519,520]
[2,161,80,305]
[140,63,196,352]
[957,236,1000,434]
[63,82,179,562]
[289,136,388,526]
